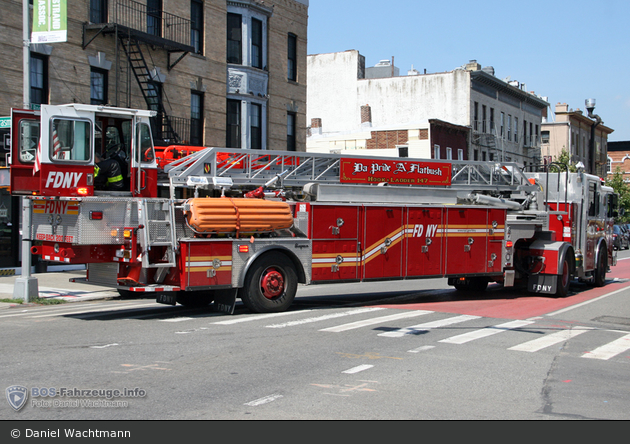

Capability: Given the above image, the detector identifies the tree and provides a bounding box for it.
[555,148,577,172]
[605,167,630,223]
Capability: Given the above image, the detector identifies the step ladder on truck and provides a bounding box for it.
[9,104,618,312]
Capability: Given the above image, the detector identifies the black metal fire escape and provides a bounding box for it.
[83,0,195,145]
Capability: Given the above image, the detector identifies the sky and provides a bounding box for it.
[306,0,630,141]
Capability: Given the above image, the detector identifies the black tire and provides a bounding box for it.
[239,253,298,313]
[592,248,607,287]
[176,291,213,308]
[555,256,572,297]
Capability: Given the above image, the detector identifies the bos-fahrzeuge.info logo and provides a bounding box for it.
[6,385,146,411]
[6,385,28,411]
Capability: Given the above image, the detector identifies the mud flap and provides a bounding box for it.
[213,289,238,315]
[528,274,557,294]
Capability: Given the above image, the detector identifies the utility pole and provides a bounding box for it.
[14,0,38,302]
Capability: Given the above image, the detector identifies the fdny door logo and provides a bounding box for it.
[44,171,83,189]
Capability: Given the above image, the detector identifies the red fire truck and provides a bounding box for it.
[9,104,618,313]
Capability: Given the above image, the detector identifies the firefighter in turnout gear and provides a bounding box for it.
[94,152,124,191]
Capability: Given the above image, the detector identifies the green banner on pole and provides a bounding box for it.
[32,0,67,44]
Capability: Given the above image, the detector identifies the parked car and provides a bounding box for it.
[613,224,630,250]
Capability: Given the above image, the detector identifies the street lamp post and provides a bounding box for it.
[585,98,602,177]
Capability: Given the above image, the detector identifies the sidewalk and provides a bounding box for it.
[0,265,120,309]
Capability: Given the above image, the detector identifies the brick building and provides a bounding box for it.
[0,0,308,152]
[607,141,630,183]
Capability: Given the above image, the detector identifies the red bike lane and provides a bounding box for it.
[380,258,630,320]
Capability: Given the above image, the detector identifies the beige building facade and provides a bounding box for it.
[0,0,308,151]
[541,103,613,178]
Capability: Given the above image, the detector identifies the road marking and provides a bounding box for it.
[407,345,436,353]
[90,343,119,349]
[27,303,161,318]
[265,307,385,328]
[582,333,630,360]
[342,364,374,374]
[378,314,481,337]
[213,309,314,325]
[546,286,630,316]
[319,310,433,332]
[160,317,195,322]
[439,320,535,344]
[508,327,593,352]
[244,394,283,406]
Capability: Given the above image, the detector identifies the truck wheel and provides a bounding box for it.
[239,253,298,313]
[555,257,572,297]
[593,248,607,287]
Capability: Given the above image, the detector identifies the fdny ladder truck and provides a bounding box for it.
[9,104,618,313]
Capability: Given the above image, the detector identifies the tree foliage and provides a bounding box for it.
[605,167,630,223]
[555,148,577,172]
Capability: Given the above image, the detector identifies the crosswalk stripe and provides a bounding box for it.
[265,307,386,328]
[508,327,593,352]
[581,333,630,360]
[319,310,434,333]
[213,309,314,325]
[439,319,535,344]
[378,314,481,337]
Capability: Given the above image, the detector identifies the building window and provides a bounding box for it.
[89,0,107,23]
[433,144,440,159]
[500,112,505,138]
[458,149,464,160]
[191,0,203,55]
[540,130,549,144]
[507,115,512,141]
[514,117,518,144]
[287,112,296,151]
[446,147,452,160]
[251,18,263,69]
[30,53,48,106]
[473,102,478,131]
[147,0,162,37]
[482,105,487,133]
[90,68,108,105]
[287,33,297,81]
[227,99,241,148]
[490,108,495,133]
[191,91,203,146]
[398,146,408,158]
[227,13,242,64]
[251,103,262,149]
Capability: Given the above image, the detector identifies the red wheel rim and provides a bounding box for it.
[260,267,284,299]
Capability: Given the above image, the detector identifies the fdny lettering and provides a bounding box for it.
[45,172,83,189]
[411,224,439,238]
[44,201,68,214]
[532,284,553,292]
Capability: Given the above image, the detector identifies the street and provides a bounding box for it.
[1,252,629,421]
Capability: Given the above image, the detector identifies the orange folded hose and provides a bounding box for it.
[185,197,294,234]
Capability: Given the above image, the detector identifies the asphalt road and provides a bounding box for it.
[0,251,629,422]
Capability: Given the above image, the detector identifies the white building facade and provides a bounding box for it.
[307,51,548,168]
